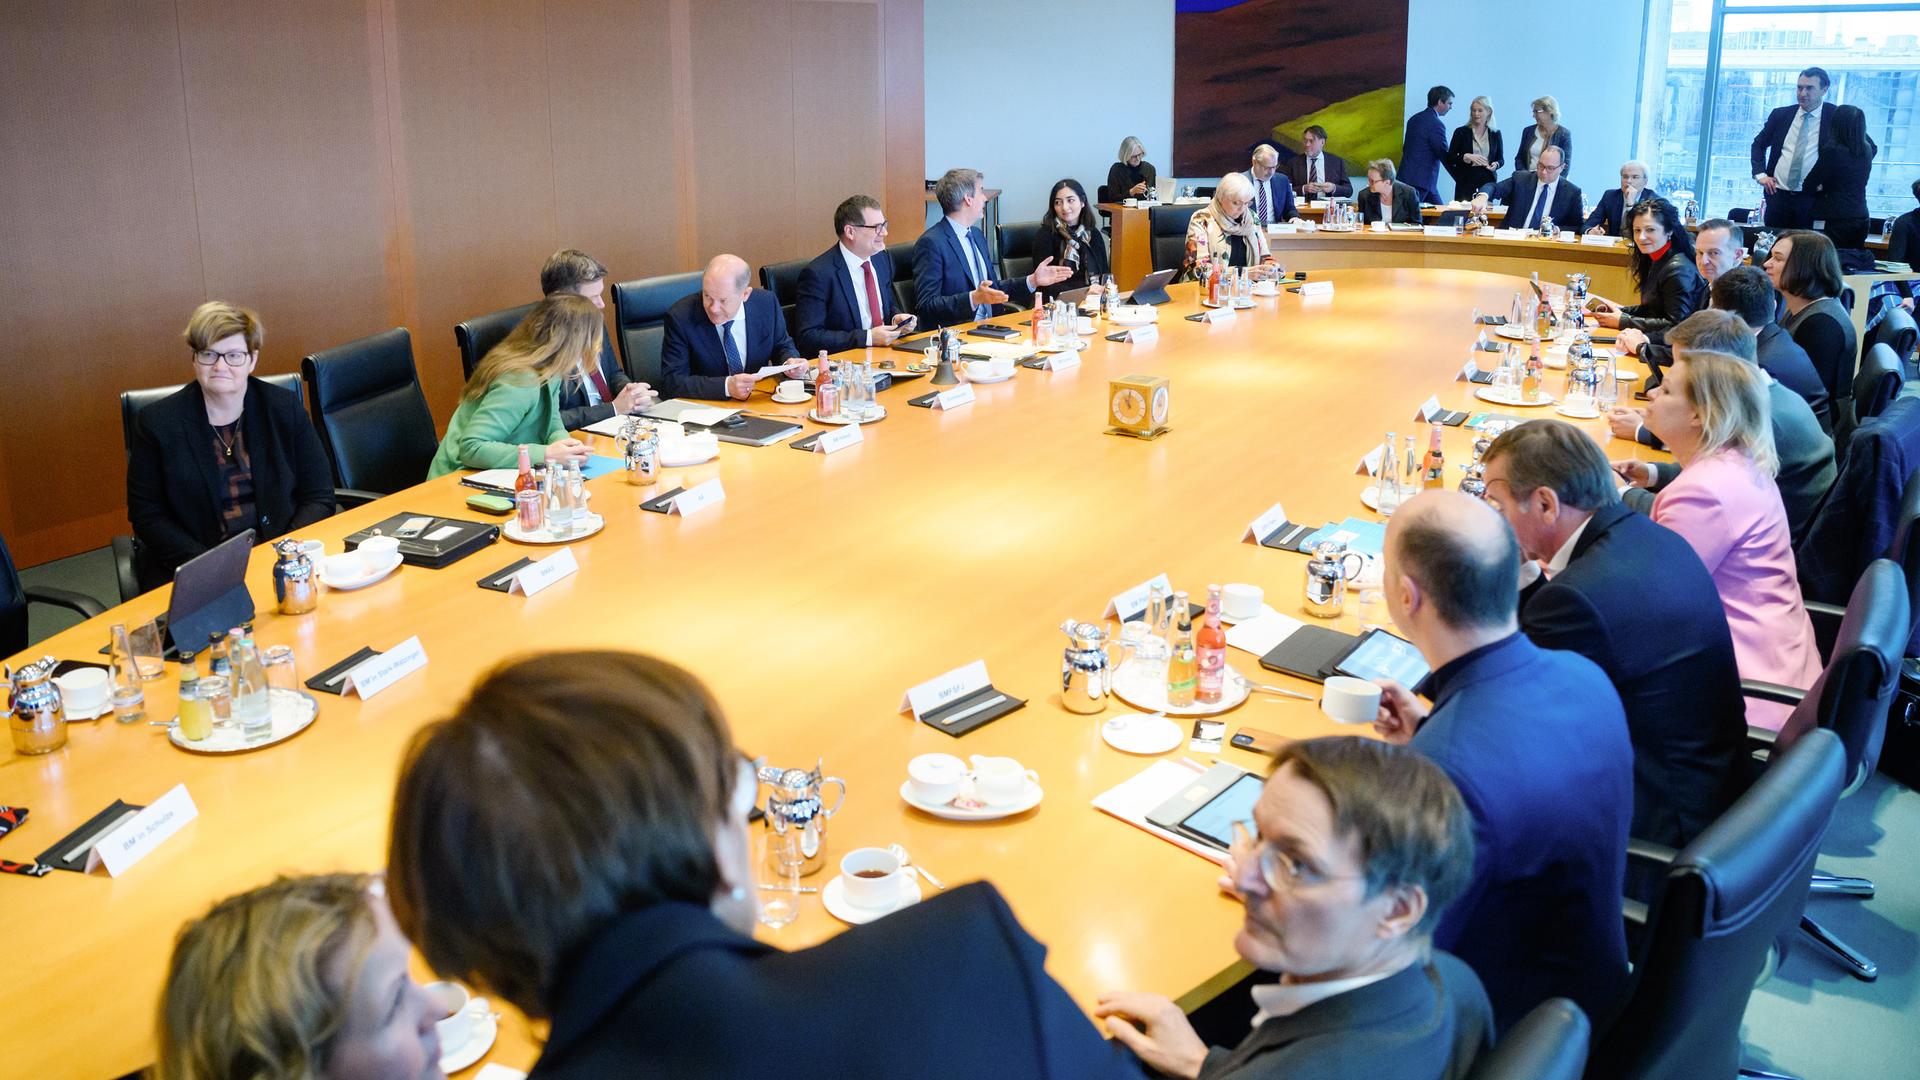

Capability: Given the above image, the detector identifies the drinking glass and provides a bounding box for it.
[199,675,233,730]
[1052,301,1076,341]
[262,645,299,692]
[128,618,166,680]
[758,830,804,929]
[108,623,146,724]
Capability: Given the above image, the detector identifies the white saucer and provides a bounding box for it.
[1231,297,1256,309]
[1109,305,1158,327]
[1494,323,1532,340]
[771,392,810,405]
[1475,387,1555,407]
[1556,404,1602,419]
[899,778,1043,820]
[61,700,112,721]
[1038,338,1090,354]
[1101,713,1183,755]
[822,873,923,924]
[658,438,720,467]
[1250,284,1279,297]
[319,551,403,591]
[962,370,1016,384]
[1360,484,1381,511]
[437,999,499,1074]
[503,512,606,544]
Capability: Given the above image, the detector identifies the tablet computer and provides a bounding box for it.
[1331,627,1431,686]
[1146,762,1263,852]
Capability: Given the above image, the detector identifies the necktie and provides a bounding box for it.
[1526,183,1550,230]
[862,260,884,329]
[588,367,611,403]
[1310,158,1319,186]
[720,320,743,374]
[1256,180,1269,226]
[1785,110,1814,190]
[966,231,992,320]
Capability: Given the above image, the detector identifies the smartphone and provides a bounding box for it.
[393,516,434,539]
[1189,719,1225,752]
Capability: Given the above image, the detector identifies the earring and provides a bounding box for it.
[730,886,748,902]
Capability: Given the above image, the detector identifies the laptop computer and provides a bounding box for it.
[1154,177,1177,203]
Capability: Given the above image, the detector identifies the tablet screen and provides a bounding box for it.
[1179,772,1264,849]
[1335,628,1431,687]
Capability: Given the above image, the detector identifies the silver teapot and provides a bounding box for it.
[758,758,845,877]
[1060,619,1110,715]
[272,538,318,615]
[5,656,67,756]
[1305,540,1365,619]
[613,416,659,486]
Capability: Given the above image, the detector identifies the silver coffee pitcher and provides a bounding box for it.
[272,538,318,615]
[1305,540,1365,619]
[1060,619,1110,715]
[6,656,67,756]
[758,758,845,877]
[614,416,659,486]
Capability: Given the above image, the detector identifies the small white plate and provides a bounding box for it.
[170,688,319,753]
[1556,404,1602,419]
[823,873,923,925]
[1494,323,1532,340]
[1101,713,1184,755]
[1251,283,1279,297]
[960,370,1016,384]
[438,999,499,1075]
[899,778,1043,820]
[809,406,887,425]
[319,551,403,591]
[1109,661,1250,716]
[1475,387,1556,407]
[771,391,810,405]
[60,698,112,721]
[658,441,720,467]
[1038,338,1090,354]
[1360,484,1381,511]
[503,512,605,544]
[1109,306,1158,327]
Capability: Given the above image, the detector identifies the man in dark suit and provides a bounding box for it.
[1243,144,1299,227]
[1480,421,1746,849]
[1399,86,1451,204]
[1481,147,1582,233]
[1283,125,1352,200]
[913,167,1071,329]
[793,194,917,356]
[540,249,654,428]
[1095,737,1493,1079]
[659,254,805,400]
[1582,161,1653,236]
[1371,491,1633,1034]
[1751,67,1837,229]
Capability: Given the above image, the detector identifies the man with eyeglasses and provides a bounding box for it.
[1095,737,1494,1079]
[1476,146,1582,234]
[793,194,918,356]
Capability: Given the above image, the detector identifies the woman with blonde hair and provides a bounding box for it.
[1107,136,1156,200]
[427,293,600,477]
[1513,94,1572,176]
[1183,172,1275,278]
[1444,95,1504,199]
[156,873,447,1080]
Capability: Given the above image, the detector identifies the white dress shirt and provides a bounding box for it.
[1771,108,1823,191]
[1248,969,1401,1027]
[1518,514,1594,589]
[1524,179,1559,229]
[838,242,876,330]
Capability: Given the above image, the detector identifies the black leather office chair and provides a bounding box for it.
[997,220,1041,282]
[453,301,536,382]
[610,272,701,389]
[758,259,809,344]
[1873,306,1917,374]
[1745,559,1908,982]
[1468,999,1587,1080]
[885,240,918,319]
[1589,729,1845,1080]
[2,529,106,657]
[1854,342,1904,422]
[300,329,439,497]
[1149,204,1200,274]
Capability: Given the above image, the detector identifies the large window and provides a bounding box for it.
[1640,0,1920,222]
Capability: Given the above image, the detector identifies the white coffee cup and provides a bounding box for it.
[1321,675,1383,724]
[989,357,1016,378]
[298,538,326,560]
[423,980,476,1054]
[777,379,807,400]
[840,846,908,909]
[969,754,1039,806]
[905,753,965,805]
[1221,583,1264,621]
[54,668,109,715]
[965,359,995,381]
[357,535,400,573]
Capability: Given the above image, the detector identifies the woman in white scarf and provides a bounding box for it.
[1184,172,1276,279]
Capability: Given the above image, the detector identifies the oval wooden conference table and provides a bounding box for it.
[3,269,1664,1078]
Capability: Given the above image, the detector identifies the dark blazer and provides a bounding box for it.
[1519,502,1747,848]
[1619,249,1707,335]
[1198,954,1493,1080]
[793,244,897,357]
[1282,151,1352,199]
[1806,141,1876,247]
[126,378,335,584]
[1796,396,1920,648]
[1444,126,1504,200]
[1400,108,1448,203]
[1107,160,1156,201]
[555,335,630,429]
[1783,295,1859,416]
[1357,181,1422,225]
[659,288,798,401]
[1030,224,1110,299]
[1493,174,1584,233]
[1410,632,1633,1033]
[1888,207,1920,270]
[1751,101,1838,179]
[527,883,1140,1080]
[913,218,1035,329]
[1641,322,1833,434]
[1243,170,1297,226]
[1582,187,1653,236]
[1511,124,1573,176]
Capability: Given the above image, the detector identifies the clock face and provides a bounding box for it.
[1112,387,1147,426]
[1150,385,1170,425]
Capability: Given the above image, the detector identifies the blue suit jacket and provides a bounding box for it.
[1241,170,1297,225]
[658,288,798,401]
[555,336,631,429]
[1410,632,1633,1034]
[1399,108,1447,203]
[1492,174,1585,233]
[913,219,1033,329]
[1581,187,1652,237]
[793,245,896,357]
[1750,101,1837,179]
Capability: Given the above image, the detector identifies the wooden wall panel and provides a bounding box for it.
[688,0,798,271]
[880,0,927,241]
[790,2,887,258]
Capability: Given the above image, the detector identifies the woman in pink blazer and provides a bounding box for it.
[1617,347,1822,733]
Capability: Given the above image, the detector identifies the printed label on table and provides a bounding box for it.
[1355,442,1388,476]
[1413,394,1446,423]
[1422,225,1456,237]
[1267,223,1298,235]
[1297,280,1335,297]
[1244,502,1289,544]
[672,478,726,516]
[344,636,428,699]
[1104,572,1176,621]
[933,385,975,410]
[510,547,578,596]
[899,659,992,721]
[813,424,864,454]
[1046,350,1081,370]
[1580,234,1618,247]
[90,784,197,877]
[1119,325,1159,343]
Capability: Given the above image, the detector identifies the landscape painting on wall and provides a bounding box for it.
[1174,0,1411,178]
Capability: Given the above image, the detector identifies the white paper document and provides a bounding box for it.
[1091,759,1226,866]
[1225,609,1304,656]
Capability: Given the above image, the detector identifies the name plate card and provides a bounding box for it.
[510,547,578,596]
[1244,502,1289,544]
[932,385,975,410]
[1104,572,1175,621]
[1267,223,1298,235]
[1297,280,1335,297]
[1411,394,1468,425]
[1369,221,1390,233]
[1423,224,1457,237]
[899,659,992,721]
[1045,349,1082,371]
[1494,227,1528,240]
[1116,325,1158,343]
[672,478,726,515]
[813,423,864,454]
[90,784,197,877]
[1195,308,1235,323]
[1355,442,1390,476]
[344,636,428,699]
[1580,234,1619,247]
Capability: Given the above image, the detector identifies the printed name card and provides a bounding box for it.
[90,784,197,877]
[1423,224,1457,237]
[1244,502,1289,544]
[932,384,975,410]
[1355,442,1389,477]
[1413,394,1446,422]
[899,659,992,721]
[1580,233,1619,247]
[344,636,428,699]
[1457,358,1486,382]
[1267,223,1298,235]
[1368,221,1389,233]
[1104,572,1175,621]
[510,547,578,596]
[1045,349,1081,370]
[1196,308,1236,323]
[671,478,726,515]
[813,423,864,454]
[1116,325,1159,343]
[1494,228,1528,240]
[1297,280,1335,297]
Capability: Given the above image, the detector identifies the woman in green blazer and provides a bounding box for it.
[429,294,615,477]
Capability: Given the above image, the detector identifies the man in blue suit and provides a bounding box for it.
[793,195,917,357]
[1751,67,1837,229]
[1480,420,1746,850]
[659,254,805,401]
[1480,147,1583,233]
[1243,144,1299,226]
[1373,490,1633,1034]
[1398,86,1452,204]
[914,168,1072,329]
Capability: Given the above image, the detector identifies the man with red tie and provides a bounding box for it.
[544,248,654,428]
[794,195,918,356]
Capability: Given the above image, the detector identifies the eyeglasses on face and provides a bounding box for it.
[193,349,252,367]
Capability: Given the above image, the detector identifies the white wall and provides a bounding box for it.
[1404,1,1647,196]
[924,0,1173,226]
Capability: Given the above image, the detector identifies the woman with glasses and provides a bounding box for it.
[1031,178,1111,300]
[125,301,335,587]
[1108,136,1157,201]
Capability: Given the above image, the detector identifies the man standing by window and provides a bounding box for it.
[1752,67,1836,230]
